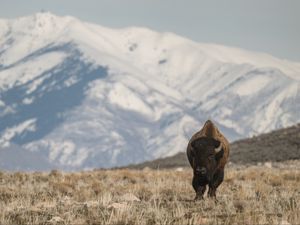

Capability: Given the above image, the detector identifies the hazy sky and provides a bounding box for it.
[1,0,299,61]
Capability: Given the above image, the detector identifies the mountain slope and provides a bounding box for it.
[0,12,299,170]
[126,123,300,169]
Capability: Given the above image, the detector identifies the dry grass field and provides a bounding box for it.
[0,161,299,225]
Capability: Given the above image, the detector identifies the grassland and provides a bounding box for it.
[0,161,299,225]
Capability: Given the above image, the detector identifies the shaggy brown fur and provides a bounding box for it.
[187,120,230,170]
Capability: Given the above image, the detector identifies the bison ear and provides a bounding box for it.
[215,148,224,161]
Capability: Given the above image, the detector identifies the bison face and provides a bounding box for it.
[191,137,224,182]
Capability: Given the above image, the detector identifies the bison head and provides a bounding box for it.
[190,137,224,182]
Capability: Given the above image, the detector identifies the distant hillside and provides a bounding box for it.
[127,123,300,169]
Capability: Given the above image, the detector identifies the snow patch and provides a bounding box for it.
[234,76,270,96]
[0,119,36,147]
[108,83,153,116]
[0,52,66,91]
[22,97,34,105]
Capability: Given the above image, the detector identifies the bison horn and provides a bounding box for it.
[215,143,222,153]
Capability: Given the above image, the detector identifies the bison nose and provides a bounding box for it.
[195,167,207,175]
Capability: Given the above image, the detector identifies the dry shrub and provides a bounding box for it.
[49,181,75,196]
[49,169,61,177]
[267,174,283,186]
[283,172,300,181]
[90,180,103,196]
[0,187,15,203]
[136,185,153,201]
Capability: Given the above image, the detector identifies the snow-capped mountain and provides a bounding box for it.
[0,12,299,170]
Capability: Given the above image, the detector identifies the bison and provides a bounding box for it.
[186,120,230,200]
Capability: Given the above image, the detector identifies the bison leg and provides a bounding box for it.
[208,169,224,198]
[192,176,206,200]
